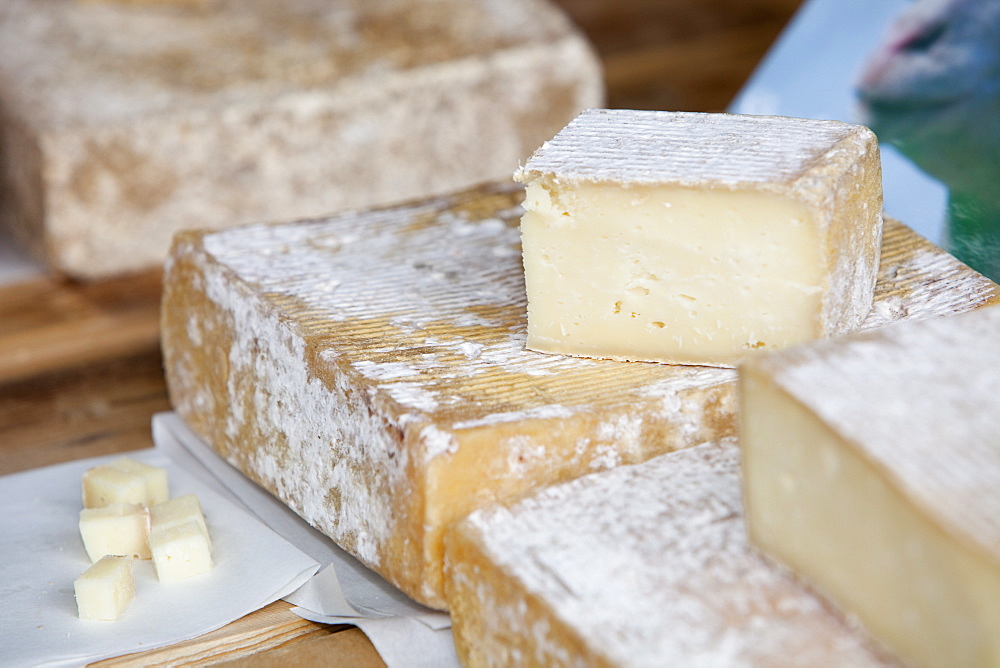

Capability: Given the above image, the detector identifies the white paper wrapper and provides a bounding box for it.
[152,412,460,668]
[0,449,319,667]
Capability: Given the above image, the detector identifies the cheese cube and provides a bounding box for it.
[0,0,601,279]
[82,466,148,509]
[740,305,1000,666]
[79,503,150,562]
[82,459,168,508]
[149,519,214,583]
[161,184,997,610]
[150,494,210,549]
[110,458,169,505]
[74,555,135,621]
[445,441,892,665]
[514,109,884,367]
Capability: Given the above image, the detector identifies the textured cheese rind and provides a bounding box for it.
[741,306,1000,665]
[161,183,999,609]
[444,440,895,667]
[515,109,884,356]
[0,0,602,278]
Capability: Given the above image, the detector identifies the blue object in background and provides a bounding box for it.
[730,0,949,245]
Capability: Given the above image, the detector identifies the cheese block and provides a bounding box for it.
[515,110,883,367]
[74,555,135,621]
[161,182,999,610]
[0,0,601,279]
[444,439,896,666]
[740,305,1000,666]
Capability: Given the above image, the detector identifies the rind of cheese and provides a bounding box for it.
[79,502,151,562]
[74,555,135,621]
[0,0,602,278]
[161,183,999,610]
[740,305,1000,666]
[515,109,883,367]
[444,440,895,666]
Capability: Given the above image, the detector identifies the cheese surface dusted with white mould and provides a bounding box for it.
[0,0,601,278]
[515,110,883,367]
[162,183,998,610]
[741,305,1000,666]
[444,440,896,666]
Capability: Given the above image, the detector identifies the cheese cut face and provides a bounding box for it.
[0,0,601,278]
[741,305,1000,666]
[79,503,151,562]
[110,458,169,505]
[515,110,883,367]
[150,493,211,549]
[444,440,895,666]
[82,466,149,509]
[74,555,135,621]
[162,183,999,610]
[150,519,214,583]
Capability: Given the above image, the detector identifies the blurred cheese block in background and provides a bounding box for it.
[741,305,1000,667]
[0,0,602,279]
[444,440,895,666]
[162,183,998,610]
[516,110,883,367]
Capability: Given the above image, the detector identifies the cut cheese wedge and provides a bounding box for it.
[741,305,1000,666]
[445,440,895,666]
[516,110,883,367]
[162,183,999,610]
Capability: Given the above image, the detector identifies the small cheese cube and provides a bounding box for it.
[150,519,214,583]
[81,459,169,508]
[79,503,150,562]
[150,494,211,549]
[82,466,148,509]
[110,458,169,505]
[514,109,883,367]
[74,555,135,621]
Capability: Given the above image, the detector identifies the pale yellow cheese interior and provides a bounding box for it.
[150,519,214,583]
[74,555,135,621]
[521,179,824,366]
[741,370,1000,666]
[79,502,151,562]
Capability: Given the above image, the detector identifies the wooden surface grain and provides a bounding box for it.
[0,1,804,665]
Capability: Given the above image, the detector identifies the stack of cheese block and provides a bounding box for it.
[0,0,601,279]
[162,109,1000,662]
[75,457,213,621]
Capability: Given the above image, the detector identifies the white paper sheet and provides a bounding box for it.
[152,412,460,668]
[0,450,319,668]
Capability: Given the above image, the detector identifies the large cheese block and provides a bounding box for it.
[515,110,883,367]
[162,182,999,610]
[0,0,601,279]
[444,439,896,666]
[741,304,1000,666]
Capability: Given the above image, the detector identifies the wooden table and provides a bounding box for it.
[0,1,803,664]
